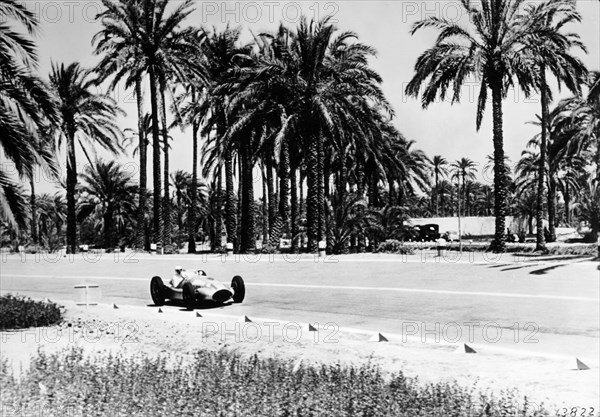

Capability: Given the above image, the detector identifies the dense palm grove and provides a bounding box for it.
[1,0,598,255]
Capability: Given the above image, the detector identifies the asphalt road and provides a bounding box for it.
[1,251,598,359]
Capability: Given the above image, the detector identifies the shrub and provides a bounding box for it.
[0,348,547,417]
[376,240,415,255]
[546,244,596,257]
[0,295,62,330]
[162,244,179,255]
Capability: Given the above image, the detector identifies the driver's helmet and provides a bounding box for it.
[175,265,183,273]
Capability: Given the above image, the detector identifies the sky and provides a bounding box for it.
[20,0,600,193]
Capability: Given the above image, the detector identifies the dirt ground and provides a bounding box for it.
[1,300,598,414]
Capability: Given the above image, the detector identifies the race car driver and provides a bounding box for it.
[170,265,186,288]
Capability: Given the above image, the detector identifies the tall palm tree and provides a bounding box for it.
[78,160,137,249]
[281,17,391,251]
[518,0,587,251]
[95,0,197,248]
[1,0,58,230]
[451,158,478,218]
[171,28,209,253]
[93,0,149,250]
[198,26,250,251]
[406,0,539,252]
[431,155,448,216]
[49,62,124,254]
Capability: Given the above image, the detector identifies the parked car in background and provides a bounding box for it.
[416,224,441,242]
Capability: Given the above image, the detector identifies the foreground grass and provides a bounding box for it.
[0,295,61,330]
[0,348,547,416]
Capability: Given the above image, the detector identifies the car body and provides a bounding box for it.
[150,269,245,309]
[414,224,441,242]
[442,230,459,242]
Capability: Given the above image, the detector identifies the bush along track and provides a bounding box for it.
[0,295,62,330]
[0,348,547,416]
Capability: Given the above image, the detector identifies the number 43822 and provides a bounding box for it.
[555,407,596,417]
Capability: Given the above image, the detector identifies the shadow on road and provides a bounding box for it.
[146,301,233,311]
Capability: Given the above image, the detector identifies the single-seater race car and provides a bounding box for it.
[150,269,245,310]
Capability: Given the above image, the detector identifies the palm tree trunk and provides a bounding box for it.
[134,77,148,251]
[339,146,347,203]
[267,160,276,239]
[30,176,37,245]
[279,141,290,232]
[564,183,570,226]
[440,189,444,216]
[369,172,378,208]
[491,81,507,253]
[224,148,236,250]
[536,70,548,252]
[357,161,366,252]
[290,167,298,252]
[104,205,113,249]
[307,135,319,252]
[317,133,325,245]
[66,130,77,254]
[456,180,461,241]
[240,140,255,253]
[323,163,330,200]
[159,83,172,246]
[149,68,162,246]
[237,154,243,251]
[435,173,439,216]
[548,174,557,242]
[261,163,268,243]
[214,168,223,250]
[188,90,198,253]
[299,170,305,250]
[177,193,183,249]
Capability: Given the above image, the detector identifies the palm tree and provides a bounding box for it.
[324,194,375,254]
[94,0,149,250]
[171,29,209,253]
[198,26,250,251]
[406,0,540,252]
[95,0,198,248]
[280,17,391,251]
[35,192,66,249]
[451,158,478,217]
[573,174,599,243]
[518,0,587,251]
[49,62,124,254]
[1,0,58,230]
[431,155,448,216]
[78,160,137,249]
[554,71,600,241]
[170,170,191,249]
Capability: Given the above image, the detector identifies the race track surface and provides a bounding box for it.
[1,251,598,360]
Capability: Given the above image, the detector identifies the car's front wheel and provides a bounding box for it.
[231,275,245,303]
[183,282,196,310]
[150,276,166,306]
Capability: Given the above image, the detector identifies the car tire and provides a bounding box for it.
[231,275,245,303]
[183,282,195,310]
[150,276,166,306]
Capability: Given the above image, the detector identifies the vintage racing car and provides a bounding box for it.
[150,269,245,309]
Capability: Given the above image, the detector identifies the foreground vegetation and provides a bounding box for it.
[0,348,546,416]
[0,295,62,330]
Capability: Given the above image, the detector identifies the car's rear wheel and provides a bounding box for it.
[150,276,166,306]
[183,282,195,310]
[231,275,245,303]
